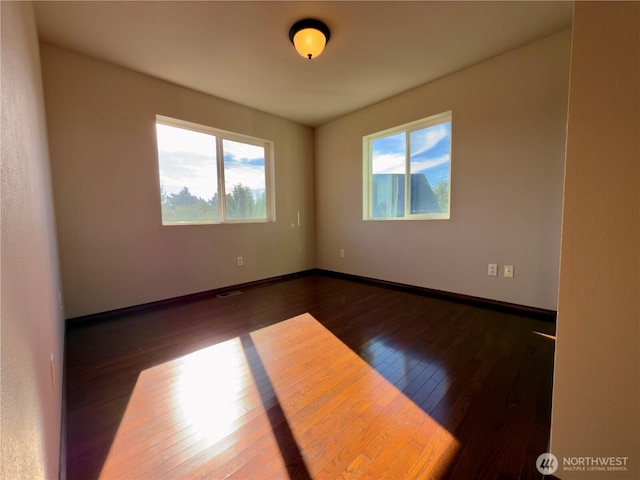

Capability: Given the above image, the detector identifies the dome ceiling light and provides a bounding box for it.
[289,18,331,60]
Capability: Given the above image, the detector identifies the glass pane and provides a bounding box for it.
[409,121,451,215]
[223,139,267,220]
[371,132,406,218]
[156,124,219,224]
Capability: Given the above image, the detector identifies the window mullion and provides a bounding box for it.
[405,132,411,218]
[216,136,226,222]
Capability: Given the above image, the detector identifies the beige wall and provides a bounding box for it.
[315,31,571,310]
[41,45,316,318]
[0,2,65,479]
[551,2,639,478]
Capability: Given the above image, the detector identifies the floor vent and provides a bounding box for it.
[216,290,242,298]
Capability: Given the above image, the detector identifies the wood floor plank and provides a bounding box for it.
[65,273,555,479]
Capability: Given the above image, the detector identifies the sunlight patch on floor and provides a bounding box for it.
[175,338,248,444]
[533,331,556,341]
[98,313,460,479]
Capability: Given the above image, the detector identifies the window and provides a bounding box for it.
[363,111,452,220]
[155,116,274,225]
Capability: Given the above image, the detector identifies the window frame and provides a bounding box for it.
[155,115,275,225]
[362,111,452,221]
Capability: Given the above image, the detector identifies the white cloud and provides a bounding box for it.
[223,140,264,163]
[224,164,266,192]
[156,124,215,154]
[411,154,450,173]
[159,168,218,200]
[411,124,449,156]
[372,152,405,174]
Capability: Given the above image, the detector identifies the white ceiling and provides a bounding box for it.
[34,1,573,127]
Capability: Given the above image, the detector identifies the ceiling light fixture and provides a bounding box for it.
[289,18,330,60]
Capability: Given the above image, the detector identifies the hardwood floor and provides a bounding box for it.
[64,274,555,479]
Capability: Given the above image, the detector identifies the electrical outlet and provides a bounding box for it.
[488,263,498,277]
[504,265,514,278]
[340,249,345,258]
[237,256,244,267]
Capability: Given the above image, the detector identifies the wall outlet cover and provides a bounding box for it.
[488,263,498,276]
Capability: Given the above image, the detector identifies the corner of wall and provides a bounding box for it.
[1,2,65,479]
